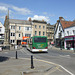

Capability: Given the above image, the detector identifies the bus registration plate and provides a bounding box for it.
[39,50,42,52]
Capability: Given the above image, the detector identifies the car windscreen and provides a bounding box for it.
[34,37,46,43]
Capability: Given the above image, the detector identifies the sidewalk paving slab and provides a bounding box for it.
[0,58,56,75]
[0,57,72,75]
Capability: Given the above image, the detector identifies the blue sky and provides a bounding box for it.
[0,0,75,25]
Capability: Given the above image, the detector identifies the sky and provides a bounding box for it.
[0,0,75,25]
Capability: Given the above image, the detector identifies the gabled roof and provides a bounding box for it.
[71,22,75,27]
[9,19,32,25]
[60,20,74,29]
[0,22,4,27]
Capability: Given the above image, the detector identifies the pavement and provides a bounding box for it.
[0,57,56,75]
[0,56,73,75]
[48,45,74,53]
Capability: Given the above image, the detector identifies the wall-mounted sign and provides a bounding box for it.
[65,37,73,41]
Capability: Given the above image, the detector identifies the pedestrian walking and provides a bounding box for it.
[50,44,52,49]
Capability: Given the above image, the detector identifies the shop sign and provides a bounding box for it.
[65,37,73,41]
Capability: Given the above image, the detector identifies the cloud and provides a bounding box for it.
[43,12,48,15]
[0,15,5,19]
[28,15,50,22]
[0,3,32,15]
[0,6,8,13]
[12,6,31,15]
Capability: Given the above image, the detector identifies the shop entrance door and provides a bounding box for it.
[17,40,21,45]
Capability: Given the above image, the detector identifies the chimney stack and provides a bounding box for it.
[59,17,63,20]
[57,20,60,23]
[29,17,31,21]
[42,19,44,21]
[59,17,65,21]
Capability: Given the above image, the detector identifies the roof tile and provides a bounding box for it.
[60,21,74,29]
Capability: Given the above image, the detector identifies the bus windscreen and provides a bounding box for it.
[22,40,27,42]
[34,37,46,43]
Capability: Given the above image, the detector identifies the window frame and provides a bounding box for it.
[39,31,41,36]
[39,25,41,29]
[43,32,45,36]
[35,25,37,28]
[43,26,45,29]
[35,31,37,35]
[19,26,21,30]
[19,34,20,37]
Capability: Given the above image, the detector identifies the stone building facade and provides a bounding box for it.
[32,20,47,36]
[46,23,54,45]
[4,16,32,45]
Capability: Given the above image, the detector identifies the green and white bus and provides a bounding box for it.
[26,36,48,52]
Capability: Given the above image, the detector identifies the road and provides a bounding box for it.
[0,47,75,75]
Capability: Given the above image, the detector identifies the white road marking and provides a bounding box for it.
[59,65,74,75]
[20,48,32,55]
[34,59,74,75]
[59,55,71,58]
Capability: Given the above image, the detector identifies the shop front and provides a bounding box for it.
[64,36,75,50]
[55,38,64,48]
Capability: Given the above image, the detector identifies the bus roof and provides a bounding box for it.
[22,36,29,39]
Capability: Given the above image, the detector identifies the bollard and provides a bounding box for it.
[16,51,18,59]
[31,55,34,69]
